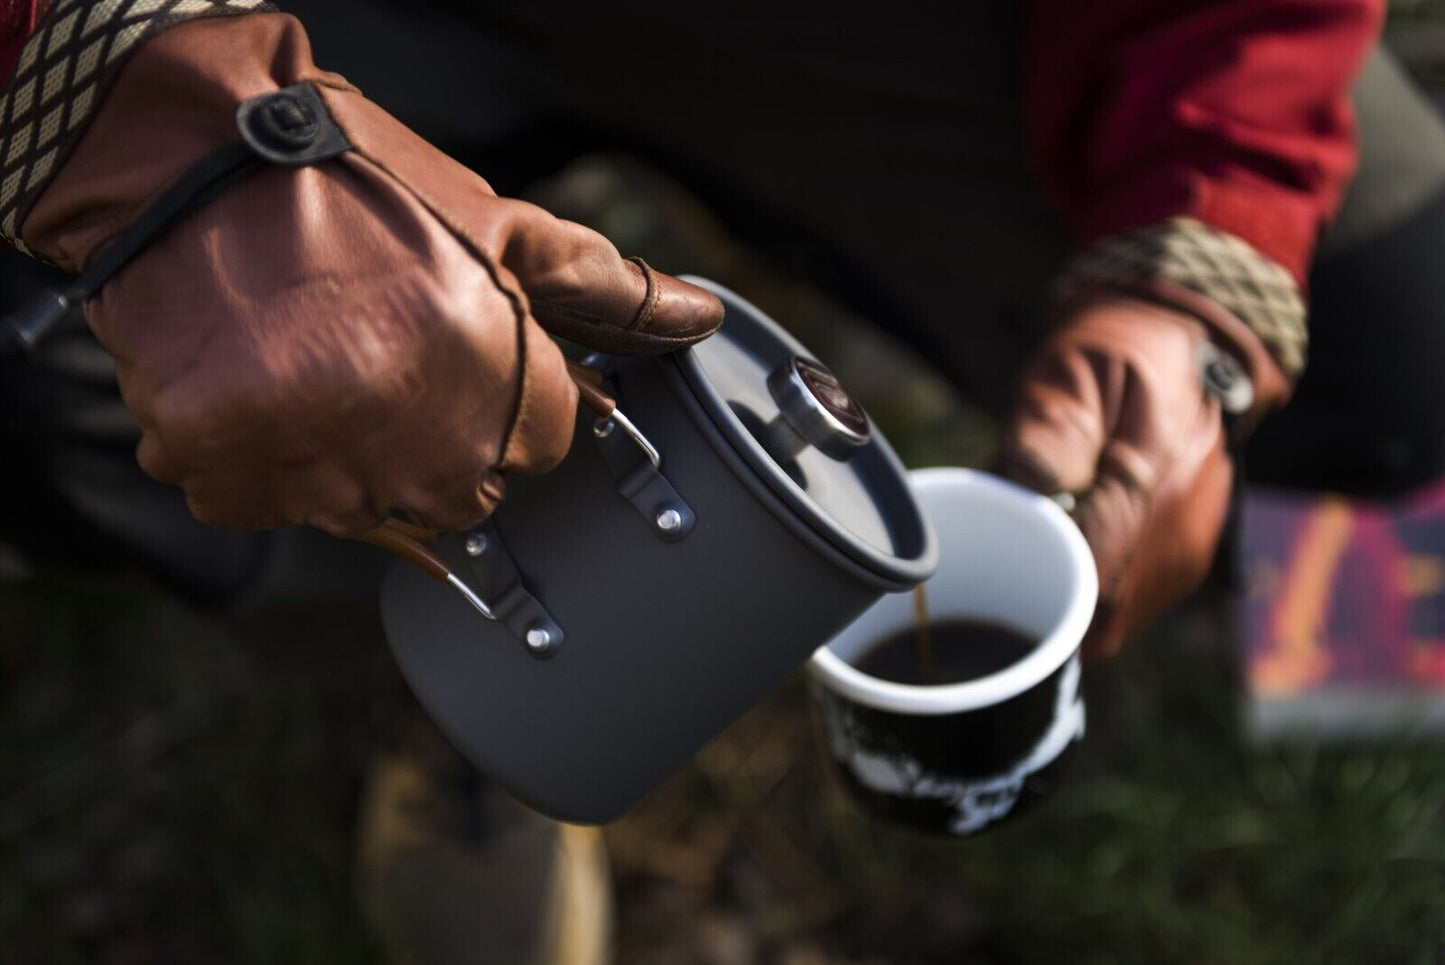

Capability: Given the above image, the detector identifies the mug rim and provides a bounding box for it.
[807,467,1097,715]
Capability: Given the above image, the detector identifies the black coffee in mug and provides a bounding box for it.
[807,469,1098,837]
[856,620,1037,686]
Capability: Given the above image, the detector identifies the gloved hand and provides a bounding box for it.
[997,292,1290,657]
[12,12,721,536]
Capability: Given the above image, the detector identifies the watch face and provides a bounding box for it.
[794,356,869,439]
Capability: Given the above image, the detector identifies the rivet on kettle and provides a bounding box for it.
[592,417,616,439]
[464,533,488,557]
[525,626,554,653]
[655,508,683,533]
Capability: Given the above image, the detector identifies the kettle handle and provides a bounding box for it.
[357,518,498,620]
[356,359,659,615]
[566,360,661,469]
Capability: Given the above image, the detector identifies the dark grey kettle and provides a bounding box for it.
[380,279,936,823]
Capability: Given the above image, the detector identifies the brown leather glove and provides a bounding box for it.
[11,12,721,536]
[998,291,1291,658]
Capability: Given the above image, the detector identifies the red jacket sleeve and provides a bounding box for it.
[0,0,43,85]
[1026,0,1384,284]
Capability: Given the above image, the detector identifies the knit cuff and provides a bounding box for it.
[1055,216,1308,378]
[0,0,276,250]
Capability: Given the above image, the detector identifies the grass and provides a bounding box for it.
[6,567,1445,962]
[0,575,385,964]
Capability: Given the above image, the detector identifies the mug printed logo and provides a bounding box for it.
[823,655,1085,835]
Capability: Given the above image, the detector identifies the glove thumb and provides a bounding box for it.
[485,197,724,356]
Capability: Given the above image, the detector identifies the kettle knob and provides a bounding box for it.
[765,355,870,462]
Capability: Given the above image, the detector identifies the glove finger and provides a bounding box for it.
[380,265,580,531]
[494,304,581,475]
[1081,422,1234,658]
[996,346,1112,497]
[1069,452,1155,658]
[487,197,724,355]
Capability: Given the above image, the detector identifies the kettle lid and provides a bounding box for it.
[667,278,937,589]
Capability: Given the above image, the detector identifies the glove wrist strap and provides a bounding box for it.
[0,81,350,355]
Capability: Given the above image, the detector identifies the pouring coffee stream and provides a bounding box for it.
[912,583,936,682]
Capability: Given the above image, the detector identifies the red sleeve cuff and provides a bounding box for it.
[1027,0,1384,289]
[1080,169,1331,287]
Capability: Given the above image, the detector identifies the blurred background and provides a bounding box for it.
[7,4,1445,964]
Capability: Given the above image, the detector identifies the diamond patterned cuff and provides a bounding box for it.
[1054,217,1308,378]
[0,0,276,251]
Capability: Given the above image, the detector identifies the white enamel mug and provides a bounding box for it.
[808,468,1098,835]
